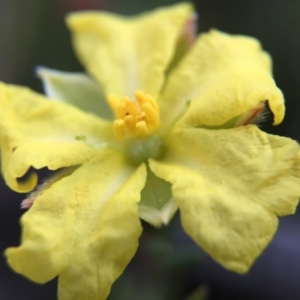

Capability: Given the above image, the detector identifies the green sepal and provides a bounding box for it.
[165,13,197,77]
[199,114,240,130]
[200,101,267,129]
[138,166,177,227]
[36,67,113,119]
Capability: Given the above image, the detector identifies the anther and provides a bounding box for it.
[136,121,149,137]
[108,91,160,139]
[124,115,136,133]
[114,119,126,139]
[142,102,160,128]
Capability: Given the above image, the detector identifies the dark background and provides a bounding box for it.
[1,0,300,299]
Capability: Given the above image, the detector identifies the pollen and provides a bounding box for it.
[108,91,160,139]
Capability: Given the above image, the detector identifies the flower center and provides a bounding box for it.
[108,91,160,139]
[126,135,164,164]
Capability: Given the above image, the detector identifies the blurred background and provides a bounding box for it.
[1,0,300,299]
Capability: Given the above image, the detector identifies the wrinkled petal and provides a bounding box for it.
[37,67,113,119]
[21,167,77,209]
[0,83,113,192]
[158,30,284,136]
[5,151,146,300]
[149,125,300,273]
[66,3,193,98]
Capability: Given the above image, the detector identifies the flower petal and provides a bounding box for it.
[37,67,113,119]
[5,151,146,300]
[0,82,113,192]
[149,126,300,273]
[66,3,193,98]
[158,30,284,135]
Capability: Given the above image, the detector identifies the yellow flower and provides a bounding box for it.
[1,3,300,299]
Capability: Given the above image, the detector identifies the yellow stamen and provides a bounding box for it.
[142,102,160,129]
[124,115,136,133]
[114,119,126,139]
[136,121,149,137]
[134,91,146,105]
[108,91,160,139]
[145,94,159,110]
